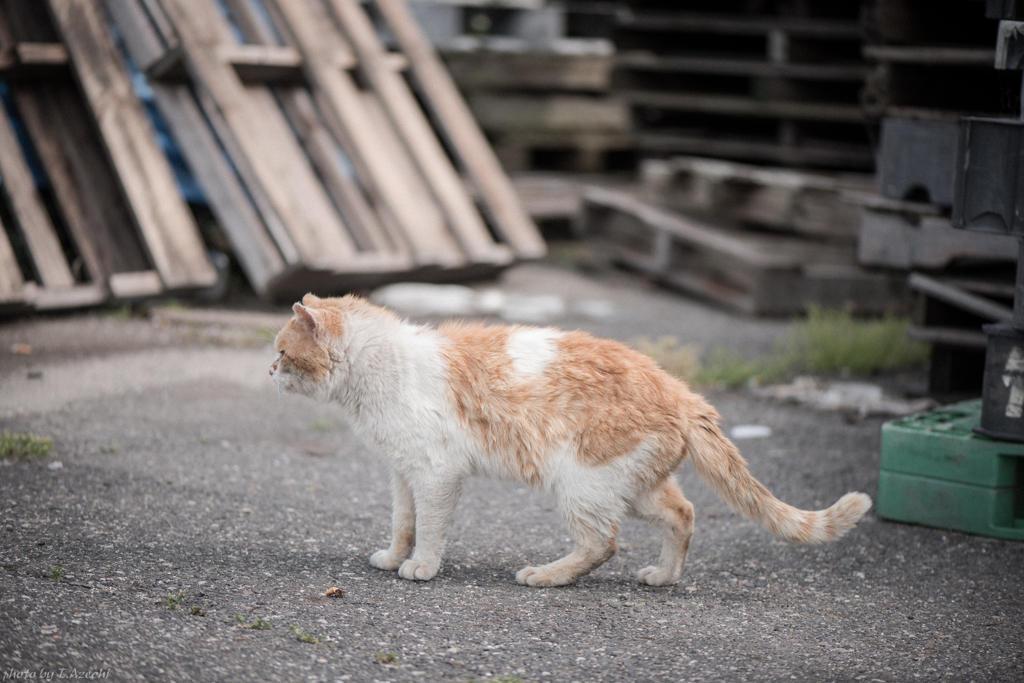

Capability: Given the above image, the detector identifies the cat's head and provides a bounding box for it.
[270,293,345,401]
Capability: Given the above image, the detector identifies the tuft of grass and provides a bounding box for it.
[190,605,207,617]
[786,305,929,376]
[236,615,270,630]
[49,566,65,582]
[0,430,53,460]
[289,624,323,643]
[165,592,185,610]
[636,307,928,389]
[374,652,399,664]
[105,304,133,321]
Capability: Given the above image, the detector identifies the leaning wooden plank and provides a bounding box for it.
[158,0,360,272]
[373,0,546,260]
[324,0,511,266]
[0,101,75,289]
[218,0,407,263]
[11,84,147,288]
[46,0,216,291]
[0,216,26,302]
[260,0,465,268]
[101,0,286,296]
[279,89,409,260]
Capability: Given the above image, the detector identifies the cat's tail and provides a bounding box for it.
[685,414,871,544]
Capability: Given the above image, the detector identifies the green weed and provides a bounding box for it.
[49,566,65,582]
[786,305,928,376]
[0,430,53,460]
[289,624,323,643]
[236,615,270,630]
[105,304,133,321]
[190,605,207,616]
[374,652,399,664]
[636,307,928,389]
[165,592,185,610]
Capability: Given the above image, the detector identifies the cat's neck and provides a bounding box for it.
[330,310,429,411]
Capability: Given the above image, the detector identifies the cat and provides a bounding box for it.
[271,293,872,587]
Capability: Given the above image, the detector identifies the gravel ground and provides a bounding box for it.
[1,264,1021,683]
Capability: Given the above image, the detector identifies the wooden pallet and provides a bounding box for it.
[0,1,216,311]
[857,198,1019,270]
[641,156,873,241]
[614,1,873,171]
[100,0,543,303]
[861,0,1011,121]
[906,272,1015,401]
[579,185,904,316]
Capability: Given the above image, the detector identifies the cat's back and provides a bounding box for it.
[436,320,678,393]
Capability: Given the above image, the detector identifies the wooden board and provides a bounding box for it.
[858,207,1019,270]
[46,0,216,291]
[256,0,465,269]
[102,0,289,297]
[641,156,871,241]
[158,0,365,274]
[580,186,903,316]
[636,131,876,171]
[0,2,156,304]
[0,93,74,289]
[468,93,630,133]
[374,0,546,259]
[0,216,27,303]
[322,0,511,266]
[442,49,613,91]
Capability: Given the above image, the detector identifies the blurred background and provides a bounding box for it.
[1,0,1021,404]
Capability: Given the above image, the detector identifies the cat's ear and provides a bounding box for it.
[302,293,322,307]
[292,303,324,340]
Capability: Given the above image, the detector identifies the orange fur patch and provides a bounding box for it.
[439,323,699,482]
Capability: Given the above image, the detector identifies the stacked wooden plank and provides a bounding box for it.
[579,157,904,316]
[410,0,631,173]
[0,1,216,311]
[445,46,633,173]
[861,0,1011,122]
[613,0,872,171]
[97,0,544,303]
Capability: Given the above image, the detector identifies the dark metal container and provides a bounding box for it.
[977,322,1024,442]
[952,117,1024,236]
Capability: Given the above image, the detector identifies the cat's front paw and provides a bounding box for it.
[515,565,575,587]
[637,565,680,587]
[369,550,404,571]
[398,558,438,581]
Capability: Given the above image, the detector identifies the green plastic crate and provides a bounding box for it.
[878,399,1024,540]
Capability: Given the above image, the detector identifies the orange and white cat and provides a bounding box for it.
[271,293,871,587]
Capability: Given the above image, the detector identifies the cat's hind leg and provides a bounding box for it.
[516,492,620,587]
[630,477,694,586]
[370,472,416,571]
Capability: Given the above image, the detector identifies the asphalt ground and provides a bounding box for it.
[1,263,1021,683]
